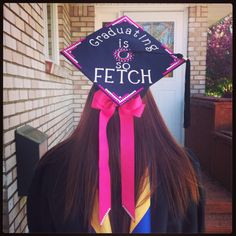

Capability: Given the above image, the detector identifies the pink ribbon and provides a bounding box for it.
[91,90,145,225]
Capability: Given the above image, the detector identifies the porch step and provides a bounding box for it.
[202,172,232,234]
[205,201,232,214]
[205,214,232,233]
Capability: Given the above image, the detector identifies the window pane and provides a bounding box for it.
[153,22,174,51]
[138,21,175,78]
[141,23,151,33]
[47,4,52,60]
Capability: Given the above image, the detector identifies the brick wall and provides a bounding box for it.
[70,4,94,122]
[3,3,95,233]
[3,3,76,233]
[188,5,208,94]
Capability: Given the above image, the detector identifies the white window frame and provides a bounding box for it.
[43,3,59,65]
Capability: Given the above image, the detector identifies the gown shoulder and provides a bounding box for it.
[151,147,206,233]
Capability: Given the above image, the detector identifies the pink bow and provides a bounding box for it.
[91,89,145,225]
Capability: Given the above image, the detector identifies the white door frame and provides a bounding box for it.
[94,4,189,144]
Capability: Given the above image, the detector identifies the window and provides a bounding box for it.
[138,22,174,51]
[138,21,174,78]
[43,3,59,65]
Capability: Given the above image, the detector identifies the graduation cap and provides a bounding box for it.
[60,15,191,225]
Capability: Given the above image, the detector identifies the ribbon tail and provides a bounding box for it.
[119,112,135,221]
[99,111,112,225]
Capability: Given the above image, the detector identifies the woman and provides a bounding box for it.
[27,85,205,233]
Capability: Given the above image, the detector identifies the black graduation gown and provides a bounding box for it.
[26,142,205,233]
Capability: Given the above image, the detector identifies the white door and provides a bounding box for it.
[95,9,187,144]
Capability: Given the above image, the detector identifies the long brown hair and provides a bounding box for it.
[45,85,200,232]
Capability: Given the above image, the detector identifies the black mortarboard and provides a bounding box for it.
[60,15,190,128]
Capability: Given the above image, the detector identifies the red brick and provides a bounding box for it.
[16,41,26,54]
[189,22,201,27]
[196,5,201,17]
[201,12,208,17]
[22,3,32,15]
[82,6,87,16]
[69,5,73,15]
[72,32,86,37]
[25,24,34,37]
[19,7,29,22]
[10,24,21,40]
[196,17,207,23]
[9,115,20,128]
[9,3,20,15]
[3,19,11,34]
[86,22,94,27]
[15,16,24,31]
[78,5,83,16]
[19,215,27,232]
[21,32,31,45]
[28,16,36,29]
[12,51,23,65]
[201,22,208,27]
[201,6,208,13]
[73,6,78,16]
[4,6,15,25]
[3,47,13,62]
[4,34,17,50]
[88,11,94,17]
[32,30,39,41]
[20,112,29,123]
[80,16,94,22]
[58,5,63,13]
[71,21,86,27]
[88,6,94,12]
[81,27,94,32]
[31,5,40,22]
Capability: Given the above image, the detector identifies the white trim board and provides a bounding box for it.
[43,3,59,65]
